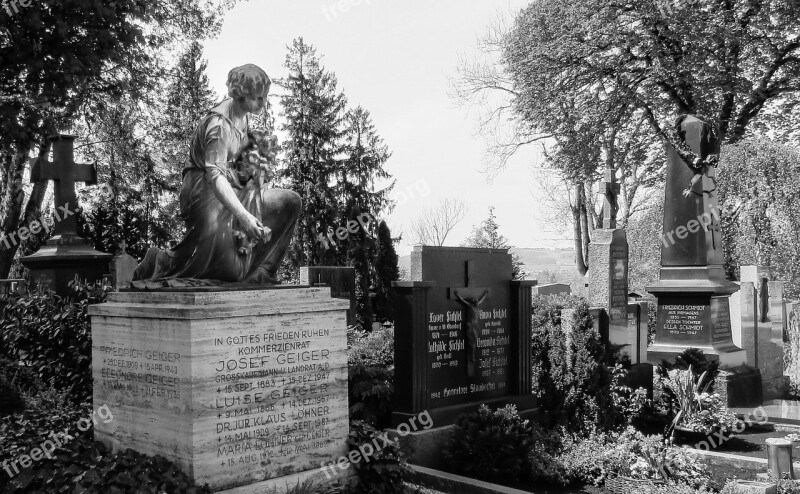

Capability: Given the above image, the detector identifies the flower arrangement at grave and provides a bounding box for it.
[662,367,738,436]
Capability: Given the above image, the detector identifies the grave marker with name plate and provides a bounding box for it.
[391,246,537,426]
[647,115,746,369]
[90,288,350,493]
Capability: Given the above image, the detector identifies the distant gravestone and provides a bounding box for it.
[647,116,746,368]
[0,279,25,295]
[300,266,356,326]
[533,283,570,296]
[109,241,138,291]
[730,282,759,368]
[391,246,537,425]
[741,265,788,399]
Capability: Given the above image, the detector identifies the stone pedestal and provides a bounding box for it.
[731,282,759,368]
[586,228,629,355]
[22,233,112,296]
[89,288,350,493]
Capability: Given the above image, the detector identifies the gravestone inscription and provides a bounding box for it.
[91,288,350,492]
[392,246,536,425]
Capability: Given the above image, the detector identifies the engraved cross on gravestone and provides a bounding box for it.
[447,260,492,377]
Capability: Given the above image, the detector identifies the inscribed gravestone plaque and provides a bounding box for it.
[391,246,537,425]
[90,288,350,492]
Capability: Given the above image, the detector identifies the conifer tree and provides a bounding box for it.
[280,38,346,272]
[374,220,400,323]
[462,207,528,280]
[338,106,393,327]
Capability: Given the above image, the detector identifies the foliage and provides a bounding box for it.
[1,389,212,493]
[444,404,534,483]
[0,358,41,414]
[556,428,711,490]
[658,349,720,392]
[347,327,394,427]
[626,192,663,297]
[718,138,800,298]
[0,0,235,278]
[0,281,107,402]
[658,367,737,435]
[338,107,394,328]
[461,206,528,280]
[280,37,347,270]
[346,420,409,494]
[373,220,400,323]
[530,294,621,433]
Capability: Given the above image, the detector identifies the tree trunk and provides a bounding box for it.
[0,145,32,278]
[0,140,49,279]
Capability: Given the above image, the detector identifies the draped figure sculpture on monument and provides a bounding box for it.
[133,64,301,288]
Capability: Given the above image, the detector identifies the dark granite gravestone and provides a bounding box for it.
[300,266,357,325]
[21,134,112,296]
[391,246,537,426]
[646,116,746,368]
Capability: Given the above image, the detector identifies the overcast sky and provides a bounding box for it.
[203,0,570,255]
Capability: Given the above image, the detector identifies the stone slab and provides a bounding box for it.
[216,463,353,494]
[90,288,350,492]
[408,464,533,494]
[726,480,778,494]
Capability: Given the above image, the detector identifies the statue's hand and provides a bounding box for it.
[239,212,272,243]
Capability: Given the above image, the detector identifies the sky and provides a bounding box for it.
[203,0,571,256]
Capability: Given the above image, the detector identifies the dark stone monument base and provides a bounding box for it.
[625,363,654,399]
[646,286,746,368]
[648,344,747,368]
[715,366,763,407]
[21,234,112,296]
[763,376,790,401]
[391,394,538,429]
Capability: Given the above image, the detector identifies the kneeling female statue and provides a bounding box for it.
[133,64,300,287]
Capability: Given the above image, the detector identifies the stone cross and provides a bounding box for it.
[29,134,97,237]
[601,169,620,229]
[448,260,492,377]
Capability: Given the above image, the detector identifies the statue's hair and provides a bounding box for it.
[227,64,270,100]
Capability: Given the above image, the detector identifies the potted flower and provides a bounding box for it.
[662,366,738,442]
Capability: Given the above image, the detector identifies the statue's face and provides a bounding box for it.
[241,93,266,114]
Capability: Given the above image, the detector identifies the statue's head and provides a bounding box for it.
[227,64,271,101]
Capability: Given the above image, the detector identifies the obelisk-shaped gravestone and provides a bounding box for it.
[647,116,746,367]
[586,171,632,360]
[21,134,112,295]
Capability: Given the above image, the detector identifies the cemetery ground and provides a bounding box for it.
[3,284,800,494]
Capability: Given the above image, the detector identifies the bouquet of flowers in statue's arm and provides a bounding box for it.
[232,129,279,255]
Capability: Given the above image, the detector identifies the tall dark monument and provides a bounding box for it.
[647,116,746,367]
